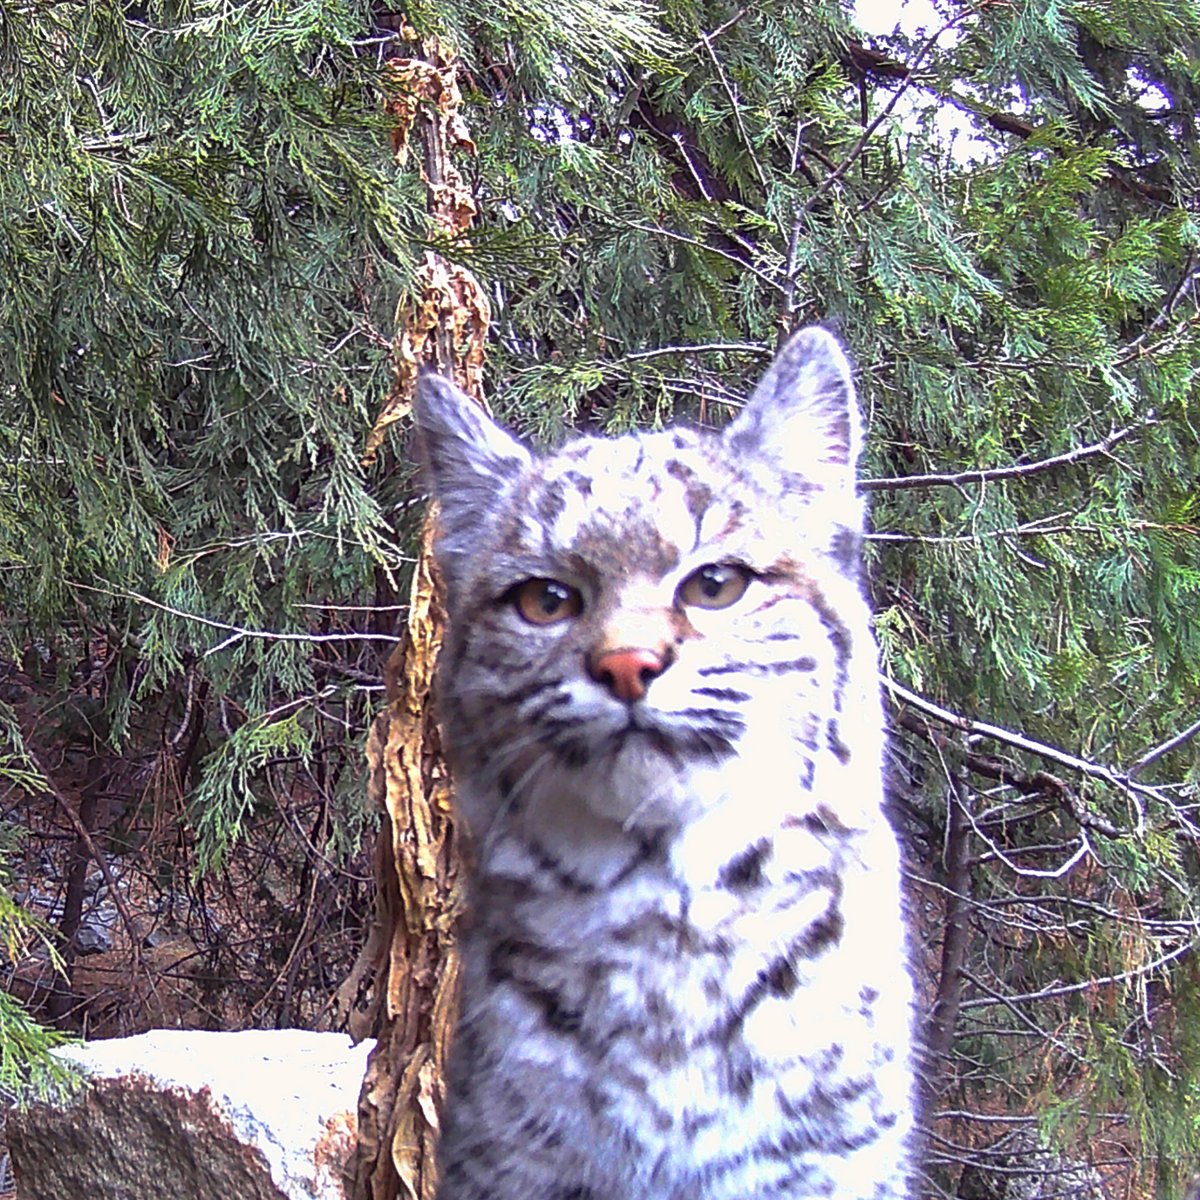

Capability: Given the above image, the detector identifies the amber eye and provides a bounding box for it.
[677,563,751,610]
[509,578,584,625]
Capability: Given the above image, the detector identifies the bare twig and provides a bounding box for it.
[868,517,1198,545]
[959,939,1195,1011]
[621,341,768,361]
[884,679,1155,815]
[1129,712,1200,778]
[167,662,198,749]
[782,116,812,325]
[781,211,806,323]
[958,969,1081,1058]
[687,9,748,54]
[861,416,1157,492]
[892,681,1200,843]
[68,580,400,646]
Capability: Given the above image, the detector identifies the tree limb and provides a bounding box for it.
[920,751,974,1105]
[862,416,1157,492]
[885,681,1150,836]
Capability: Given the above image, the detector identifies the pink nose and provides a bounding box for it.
[588,647,667,703]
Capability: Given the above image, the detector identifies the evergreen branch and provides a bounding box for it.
[670,133,721,202]
[1119,254,1200,355]
[698,30,768,196]
[925,1132,1133,1174]
[884,677,1155,809]
[172,529,413,569]
[958,939,1195,1012]
[845,38,1180,205]
[1118,312,1200,368]
[632,121,764,274]
[626,222,784,291]
[861,417,1156,492]
[970,837,1093,868]
[658,376,748,412]
[802,15,965,213]
[67,581,401,645]
[629,98,745,210]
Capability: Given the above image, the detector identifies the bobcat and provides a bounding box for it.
[414,327,914,1200]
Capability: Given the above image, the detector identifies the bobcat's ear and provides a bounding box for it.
[724,326,861,483]
[414,373,532,587]
[414,373,531,497]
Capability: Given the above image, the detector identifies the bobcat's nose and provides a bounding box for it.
[588,646,671,704]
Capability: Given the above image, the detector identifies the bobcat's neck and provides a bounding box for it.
[465,712,880,899]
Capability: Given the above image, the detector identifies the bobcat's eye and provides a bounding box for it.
[509,578,584,625]
[677,563,751,610]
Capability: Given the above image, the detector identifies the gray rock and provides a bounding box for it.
[7,1028,373,1200]
[73,916,113,956]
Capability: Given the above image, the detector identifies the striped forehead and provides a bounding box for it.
[526,431,727,567]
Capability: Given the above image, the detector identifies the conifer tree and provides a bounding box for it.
[0,0,412,1053]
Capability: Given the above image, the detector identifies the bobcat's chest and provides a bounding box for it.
[461,840,905,1197]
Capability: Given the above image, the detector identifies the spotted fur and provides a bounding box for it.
[415,328,914,1200]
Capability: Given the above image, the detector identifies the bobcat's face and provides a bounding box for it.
[416,330,872,833]
[437,429,846,827]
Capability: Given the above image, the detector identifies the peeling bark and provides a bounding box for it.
[346,33,488,1200]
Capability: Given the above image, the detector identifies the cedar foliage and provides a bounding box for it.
[1,1,1199,1197]
[0,0,411,1052]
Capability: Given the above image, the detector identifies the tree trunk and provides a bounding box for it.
[920,759,973,1110]
[46,751,107,1026]
[346,33,489,1200]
